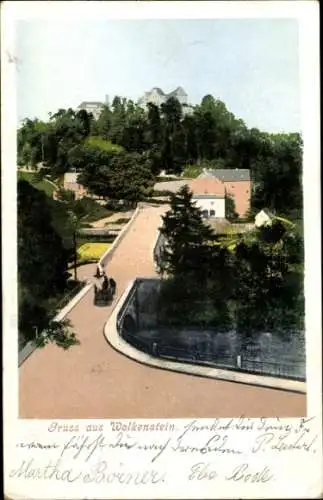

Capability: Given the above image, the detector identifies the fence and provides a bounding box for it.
[240,357,304,380]
[116,278,306,382]
[157,344,304,380]
[123,330,304,381]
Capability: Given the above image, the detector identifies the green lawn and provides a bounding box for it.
[18,171,56,197]
[75,197,113,223]
[77,242,112,262]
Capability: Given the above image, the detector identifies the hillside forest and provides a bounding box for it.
[18,94,302,216]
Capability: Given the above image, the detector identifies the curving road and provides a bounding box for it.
[19,204,306,418]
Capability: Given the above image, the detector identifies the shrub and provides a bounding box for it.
[36,319,80,350]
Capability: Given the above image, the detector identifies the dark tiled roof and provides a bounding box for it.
[201,169,250,182]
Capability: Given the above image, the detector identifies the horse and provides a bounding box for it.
[102,275,110,291]
[109,278,116,296]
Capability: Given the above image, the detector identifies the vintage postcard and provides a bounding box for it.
[2,1,322,498]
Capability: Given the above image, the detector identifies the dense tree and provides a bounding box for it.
[77,149,155,203]
[159,97,185,173]
[195,110,217,160]
[157,189,303,334]
[109,96,127,145]
[161,97,182,133]
[225,194,239,221]
[17,119,50,167]
[76,109,92,137]
[157,185,214,326]
[146,103,163,148]
[251,133,303,214]
[158,185,214,278]
[183,114,200,163]
[18,109,94,177]
[18,180,71,343]
[206,244,235,330]
[18,180,70,297]
[75,147,115,197]
[105,152,155,202]
[232,218,304,335]
[96,104,112,139]
[157,186,237,329]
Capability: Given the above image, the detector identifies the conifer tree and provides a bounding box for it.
[158,185,213,280]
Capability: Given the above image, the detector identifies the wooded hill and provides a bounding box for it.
[18,94,303,217]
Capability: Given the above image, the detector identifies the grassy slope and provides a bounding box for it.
[18,171,56,197]
[18,172,113,224]
[76,197,113,224]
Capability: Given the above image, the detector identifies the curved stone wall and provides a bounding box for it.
[104,279,306,393]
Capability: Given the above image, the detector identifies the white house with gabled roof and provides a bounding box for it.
[189,176,226,219]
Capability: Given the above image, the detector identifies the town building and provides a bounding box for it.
[198,169,251,218]
[189,176,226,219]
[63,172,88,199]
[153,168,251,219]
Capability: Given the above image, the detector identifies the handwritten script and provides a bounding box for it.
[7,417,319,490]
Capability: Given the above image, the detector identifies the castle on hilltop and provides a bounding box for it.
[77,88,194,119]
[138,87,194,115]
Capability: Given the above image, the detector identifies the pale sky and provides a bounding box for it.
[16,18,300,133]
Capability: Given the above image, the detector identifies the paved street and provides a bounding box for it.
[19,204,306,418]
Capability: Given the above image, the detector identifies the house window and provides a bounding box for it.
[202,210,209,219]
[210,209,216,217]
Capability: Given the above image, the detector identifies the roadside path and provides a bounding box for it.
[19,204,306,418]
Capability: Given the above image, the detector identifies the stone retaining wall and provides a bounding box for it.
[116,278,306,381]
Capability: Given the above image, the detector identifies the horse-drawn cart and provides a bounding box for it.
[93,276,116,306]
